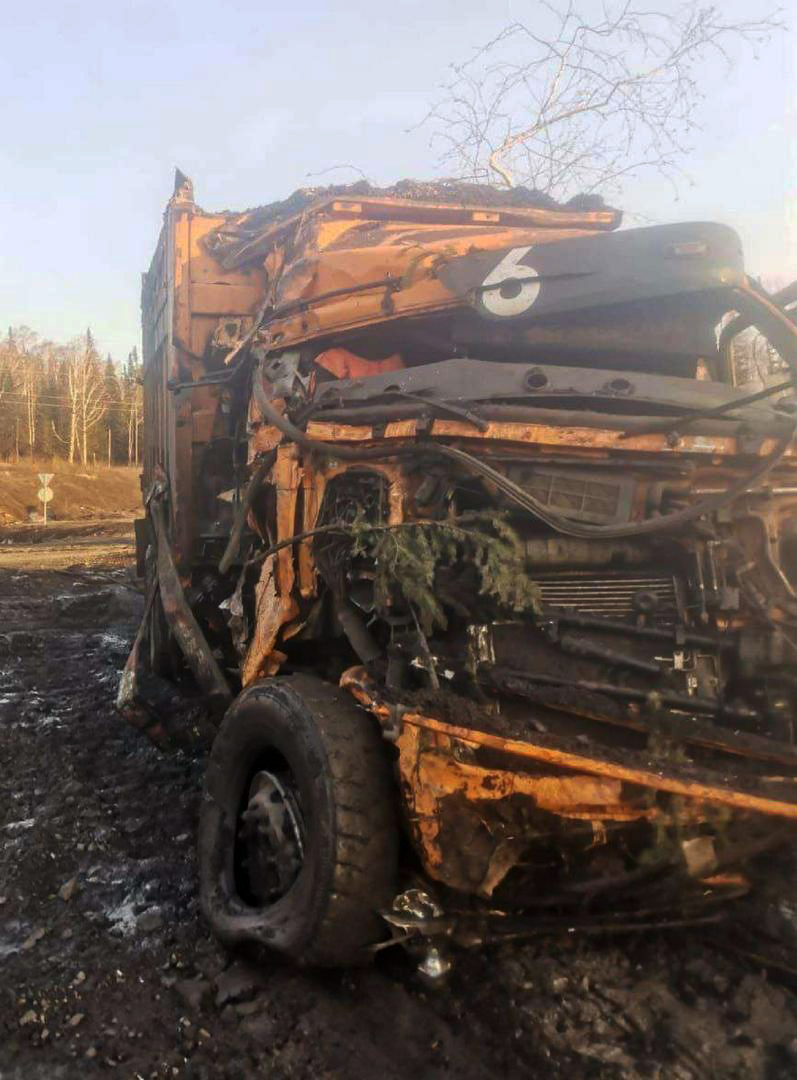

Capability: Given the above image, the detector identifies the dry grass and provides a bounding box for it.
[0,461,141,523]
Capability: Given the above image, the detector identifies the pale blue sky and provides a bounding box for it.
[0,0,794,361]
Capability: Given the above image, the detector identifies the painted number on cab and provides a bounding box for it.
[478,246,540,318]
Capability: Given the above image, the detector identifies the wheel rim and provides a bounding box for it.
[237,768,305,905]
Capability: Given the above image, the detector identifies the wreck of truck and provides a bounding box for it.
[120,170,797,970]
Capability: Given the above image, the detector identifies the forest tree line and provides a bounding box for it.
[0,327,142,465]
[0,317,784,469]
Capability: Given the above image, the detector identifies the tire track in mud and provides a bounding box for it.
[1,528,796,1079]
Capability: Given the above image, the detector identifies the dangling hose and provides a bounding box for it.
[252,358,797,540]
[432,435,796,540]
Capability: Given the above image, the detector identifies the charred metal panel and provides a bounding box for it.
[437,222,744,322]
[130,174,797,936]
[311,358,788,428]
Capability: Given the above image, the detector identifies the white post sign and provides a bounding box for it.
[37,473,54,525]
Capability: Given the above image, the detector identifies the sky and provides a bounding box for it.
[0,0,794,362]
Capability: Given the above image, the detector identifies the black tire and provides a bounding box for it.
[198,673,398,966]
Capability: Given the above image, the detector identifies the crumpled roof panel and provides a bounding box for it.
[201,179,621,271]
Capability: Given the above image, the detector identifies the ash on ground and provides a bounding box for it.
[1,523,796,1079]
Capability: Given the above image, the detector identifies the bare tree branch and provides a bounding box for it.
[421,1,783,196]
[305,163,370,182]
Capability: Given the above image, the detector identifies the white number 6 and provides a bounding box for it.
[479,246,540,317]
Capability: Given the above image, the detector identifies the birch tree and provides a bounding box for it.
[423,2,782,196]
[15,328,45,455]
[65,330,107,464]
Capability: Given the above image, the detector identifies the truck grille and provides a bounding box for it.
[507,467,634,525]
[533,571,679,622]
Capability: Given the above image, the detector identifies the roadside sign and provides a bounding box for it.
[37,473,54,525]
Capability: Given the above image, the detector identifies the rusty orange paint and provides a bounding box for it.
[298,462,322,598]
[249,422,284,457]
[402,711,797,820]
[241,457,412,675]
[393,720,653,894]
[699,873,748,888]
[169,206,266,365]
[339,666,797,821]
[250,196,618,350]
[304,421,375,442]
[241,553,294,685]
[241,446,302,685]
[414,751,629,814]
[313,347,405,379]
[299,417,797,461]
[340,665,713,893]
[274,446,300,595]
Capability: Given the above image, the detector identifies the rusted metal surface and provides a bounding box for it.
[205,191,620,271]
[301,416,778,457]
[130,172,797,931]
[397,702,797,821]
[339,664,797,898]
[241,447,301,685]
[149,492,231,709]
[392,722,650,897]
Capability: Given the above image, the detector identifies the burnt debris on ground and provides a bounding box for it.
[1,524,797,1078]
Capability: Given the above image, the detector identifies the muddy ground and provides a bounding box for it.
[2,522,797,1079]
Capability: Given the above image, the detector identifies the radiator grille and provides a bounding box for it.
[533,571,679,621]
[506,467,634,525]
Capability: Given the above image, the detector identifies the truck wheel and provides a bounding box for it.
[198,673,398,966]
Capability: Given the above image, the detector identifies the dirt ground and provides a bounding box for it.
[2,522,797,1080]
[0,463,141,525]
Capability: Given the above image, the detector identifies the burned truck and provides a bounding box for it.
[120,170,797,970]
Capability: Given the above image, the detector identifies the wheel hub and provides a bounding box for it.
[238,770,305,904]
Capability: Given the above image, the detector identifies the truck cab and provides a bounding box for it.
[122,172,797,969]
